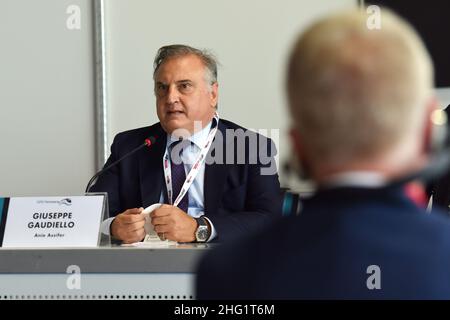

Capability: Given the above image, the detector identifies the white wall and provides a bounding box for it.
[0,0,96,196]
[104,0,356,186]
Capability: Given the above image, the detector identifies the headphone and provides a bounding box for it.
[391,106,449,186]
[282,105,450,216]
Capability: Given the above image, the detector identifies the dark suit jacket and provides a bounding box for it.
[90,119,282,242]
[197,186,450,299]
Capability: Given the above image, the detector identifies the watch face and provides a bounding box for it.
[197,227,209,241]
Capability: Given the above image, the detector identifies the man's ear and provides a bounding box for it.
[289,128,303,160]
[289,128,310,179]
[210,82,219,108]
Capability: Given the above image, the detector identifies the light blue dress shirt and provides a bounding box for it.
[163,120,217,241]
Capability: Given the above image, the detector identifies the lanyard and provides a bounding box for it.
[163,113,219,207]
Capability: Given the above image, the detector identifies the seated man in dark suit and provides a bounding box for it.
[90,44,282,244]
[196,9,450,299]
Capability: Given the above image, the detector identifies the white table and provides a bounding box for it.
[0,244,210,300]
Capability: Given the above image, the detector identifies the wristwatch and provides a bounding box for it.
[195,217,210,242]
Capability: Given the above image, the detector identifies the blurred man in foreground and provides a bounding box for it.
[196,8,450,299]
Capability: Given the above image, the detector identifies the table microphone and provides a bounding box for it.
[85,136,156,193]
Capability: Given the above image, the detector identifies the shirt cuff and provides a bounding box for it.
[203,216,217,242]
[100,217,115,236]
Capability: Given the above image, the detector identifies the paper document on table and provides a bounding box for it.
[121,203,177,247]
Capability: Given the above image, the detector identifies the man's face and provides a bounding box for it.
[154,54,218,134]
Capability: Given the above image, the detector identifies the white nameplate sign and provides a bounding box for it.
[0,195,105,248]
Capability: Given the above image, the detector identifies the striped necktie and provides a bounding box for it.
[169,140,189,212]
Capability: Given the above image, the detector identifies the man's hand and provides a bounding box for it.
[150,204,197,242]
[111,208,145,243]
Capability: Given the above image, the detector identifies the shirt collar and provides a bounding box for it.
[321,171,388,189]
[166,120,213,149]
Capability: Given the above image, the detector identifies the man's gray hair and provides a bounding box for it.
[286,8,433,166]
[153,44,218,85]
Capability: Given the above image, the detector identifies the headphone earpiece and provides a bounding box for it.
[429,107,448,155]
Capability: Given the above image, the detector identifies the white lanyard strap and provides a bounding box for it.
[163,113,219,207]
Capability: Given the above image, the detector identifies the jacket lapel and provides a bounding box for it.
[204,121,232,216]
[139,125,167,208]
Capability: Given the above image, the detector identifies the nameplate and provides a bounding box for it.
[0,195,106,248]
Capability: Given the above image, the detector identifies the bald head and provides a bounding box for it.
[287,8,434,177]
